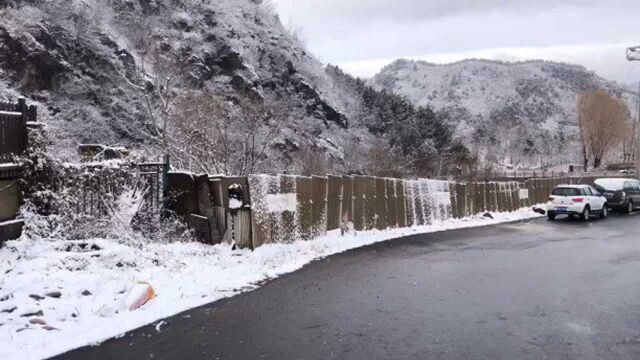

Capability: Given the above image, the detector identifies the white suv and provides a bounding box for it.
[546,184,608,221]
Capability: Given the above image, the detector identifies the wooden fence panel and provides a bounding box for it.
[488,182,494,213]
[296,176,314,240]
[353,176,366,231]
[494,182,501,212]
[327,175,342,231]
[249,175,298,247]
[475,182,485,213]
[487,182,493,212]
[511,182,519,211]
[469,183,476,216]
[449,182,459,219]
[526,180,534,205]
[312,176,328,238]
[405,180,417,226]
[279,175,298,243]
[454,183,465,218]
[518,182,529,208]
[464,183,473,217]
[508,182,516,209]
[543,180,551,203]
[416,180,431,224]
[504,182,510,212]
[386,178,398,228]
[544,180,551,203]
[505,182,513,212]
[476,182,485,213]
[364,177,376,230]
[375,177,387,230]
[504,182,511,212]
[342,176,354,225]
[248,175,272,248]
[534,179,541,204]
[396,179,407,228]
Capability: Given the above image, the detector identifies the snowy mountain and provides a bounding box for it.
[370,59,637,168]
[0,0,349,165]
[1,0,461,176]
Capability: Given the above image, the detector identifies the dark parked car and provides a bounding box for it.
[594,178,640,214]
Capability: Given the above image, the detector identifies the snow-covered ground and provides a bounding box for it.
[0,208,541,359]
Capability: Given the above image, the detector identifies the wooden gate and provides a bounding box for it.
[0,98,36,163]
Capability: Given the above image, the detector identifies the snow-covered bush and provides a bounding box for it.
[17,126,191,243]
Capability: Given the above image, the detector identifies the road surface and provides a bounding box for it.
[58,214,640,360]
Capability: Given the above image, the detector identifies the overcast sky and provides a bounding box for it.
[272,0,640,83]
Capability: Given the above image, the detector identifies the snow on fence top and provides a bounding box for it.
[0,110,22,117]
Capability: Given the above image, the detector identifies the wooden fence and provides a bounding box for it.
[247,175,530,249]
[0,98,36,163]
[169,172,619,250]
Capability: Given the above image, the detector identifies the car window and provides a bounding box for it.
[583,188,592,196]
[588,186,599,196]
[624,181,634,192]
[594,179,625,191]
[635,181,640,192]
[552,187,580,196]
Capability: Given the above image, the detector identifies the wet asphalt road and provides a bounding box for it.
[58,213,640,360]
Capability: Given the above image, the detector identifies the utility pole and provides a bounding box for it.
[626,46,640,178]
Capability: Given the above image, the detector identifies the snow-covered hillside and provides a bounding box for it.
[371,59,637,168]
[0,0,383,172]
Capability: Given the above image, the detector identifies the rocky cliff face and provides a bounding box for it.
[0,0,367,170]
[371,59,637,168]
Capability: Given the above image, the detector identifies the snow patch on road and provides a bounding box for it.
[0,208,541,359]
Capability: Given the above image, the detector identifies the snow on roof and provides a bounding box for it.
[594,178,630,191]
[594,178,632,182]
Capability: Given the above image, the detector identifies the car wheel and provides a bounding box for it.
[600,205,608,219]
[547,213,556,221]
[627,200,634,214]
[581,206,591,221]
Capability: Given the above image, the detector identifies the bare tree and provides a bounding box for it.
[296,148,328,176]
[126,16,162,73]
[365,138,407,178]
[336,137,366,174]
[142,43,187,152]
[166,89,276,175]
[578,90,630,169]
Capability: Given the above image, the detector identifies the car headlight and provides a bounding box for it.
[622,192,626,197]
